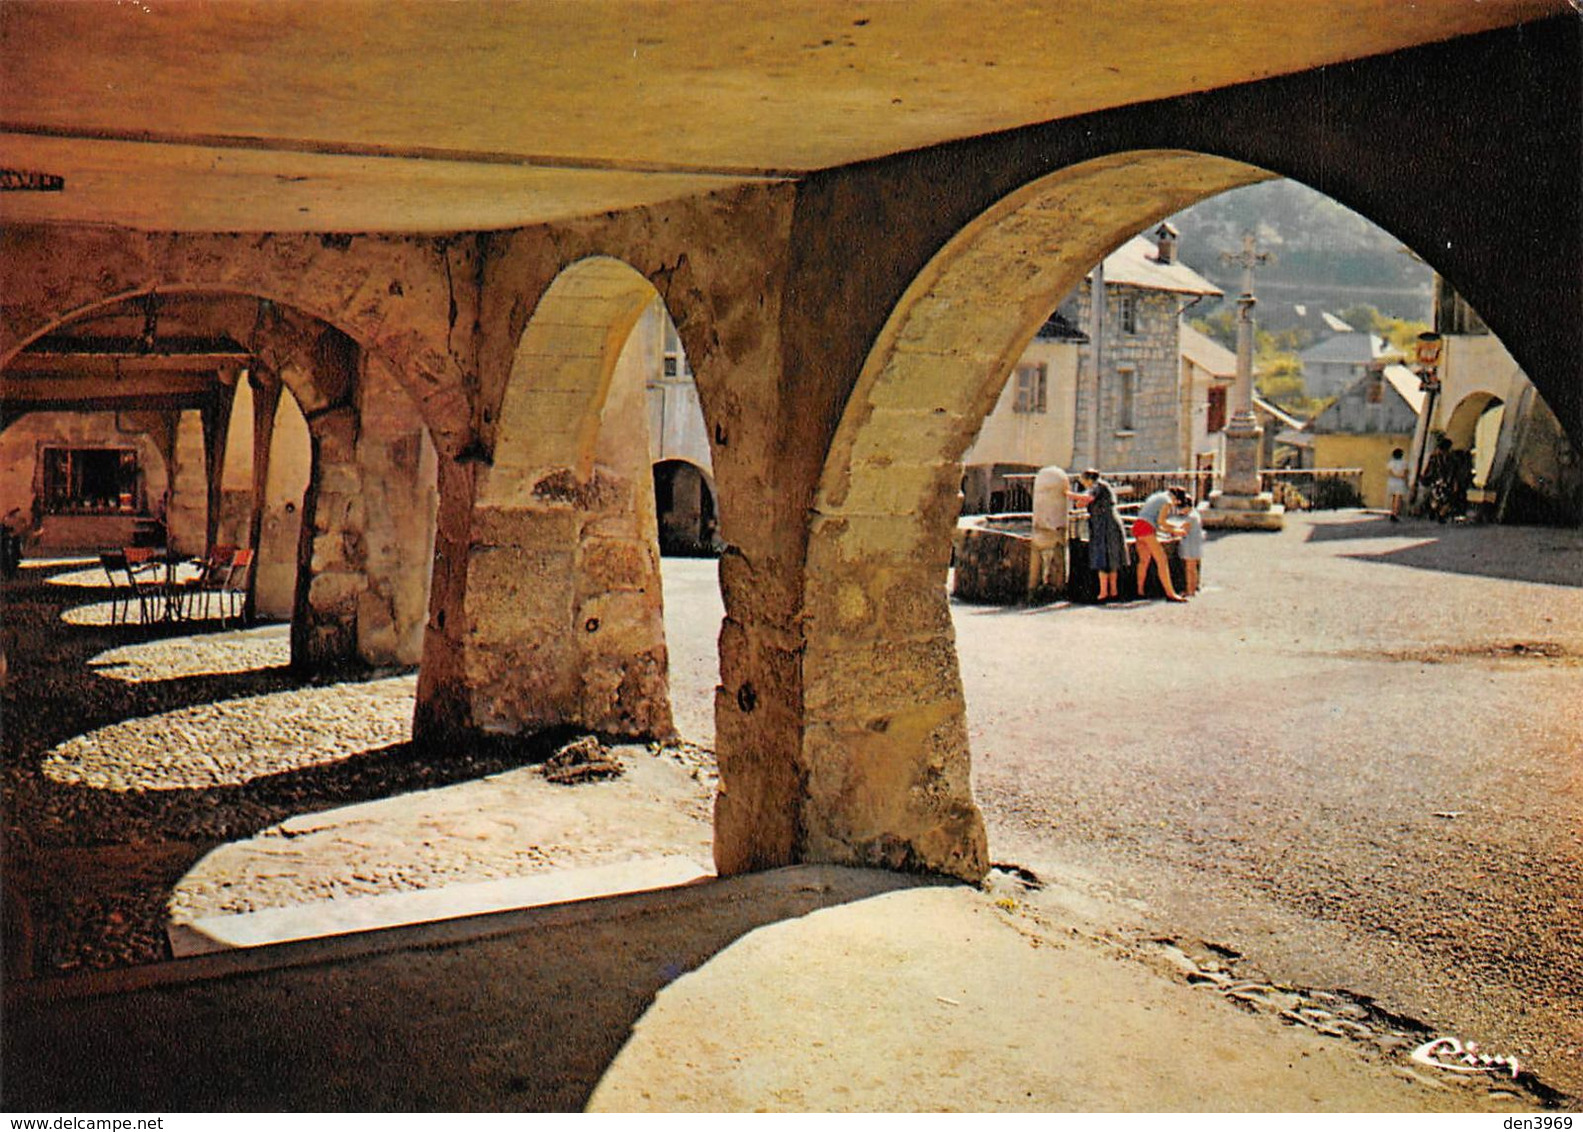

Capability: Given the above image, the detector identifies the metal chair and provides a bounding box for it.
[98,550,139,625]
[217,548,254,627]
[174,544,237,622]
[123,546,166,622]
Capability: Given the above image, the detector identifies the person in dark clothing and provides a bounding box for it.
[1068,468,1128,602]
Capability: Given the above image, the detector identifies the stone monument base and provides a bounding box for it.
[1201,490,1286,531]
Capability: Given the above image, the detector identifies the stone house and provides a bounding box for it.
[1067,226,1224,473]
[1299,328,1387,400]
[1179,323,1236,471]
[1289,363,1423,507]
[961,225,1222,505]
[958,311,1085,512]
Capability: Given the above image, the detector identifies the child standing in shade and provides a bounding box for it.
[1177,497,1205,597]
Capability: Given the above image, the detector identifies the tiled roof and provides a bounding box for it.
[1099,236,1223,297]
[1179,324,1237,377]
[1253,393,1306,432]
[1300,331,1384,364]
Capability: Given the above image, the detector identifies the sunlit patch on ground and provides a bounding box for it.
[44,563,120,588]
[42,674,418,790]
[87,625,292,683]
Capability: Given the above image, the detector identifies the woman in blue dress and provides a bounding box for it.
[1068,468,1128,602]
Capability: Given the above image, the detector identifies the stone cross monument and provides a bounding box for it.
[1202,233,1285,530]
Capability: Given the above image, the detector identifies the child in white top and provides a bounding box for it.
[1177,504,1205,597]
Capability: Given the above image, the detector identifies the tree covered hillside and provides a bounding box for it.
[1167,180,1433,329]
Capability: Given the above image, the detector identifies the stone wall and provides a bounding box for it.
[0,412,170,548]
[1071,287,1188,471]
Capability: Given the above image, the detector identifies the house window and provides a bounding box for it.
[1118,294,1138,335]
[1116,366,1137,431]
[661,316,692,379]
[41,447,140,514]
[1012,363,1047,414]
[1207,385,1228,433]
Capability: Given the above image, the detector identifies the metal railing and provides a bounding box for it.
[1002,469,1215,509]
[997,466,1366,514]
[1259,468,1364,510]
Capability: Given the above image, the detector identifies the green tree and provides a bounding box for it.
[1190,309,1238,352]
[1255,344,1324,419]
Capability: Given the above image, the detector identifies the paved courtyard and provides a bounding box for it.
[3,510,1580,1099]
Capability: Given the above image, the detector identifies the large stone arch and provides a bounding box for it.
[801,151,1270,880]
[0,226,474,456]
[0,285,439,672]
[417,256,675,741]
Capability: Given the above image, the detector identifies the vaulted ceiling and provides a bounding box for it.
[0,0,1564,233]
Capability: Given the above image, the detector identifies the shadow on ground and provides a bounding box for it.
[1304,516,1583,587]
[2,867,941,1111]
[0,560,600,976]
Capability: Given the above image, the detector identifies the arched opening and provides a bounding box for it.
[1444,392,1506,490]
[388,255,723,948]
[802,150,1277,879]
[807,149,1582,1088]
[653,459,718,557]
[0,288,445,973]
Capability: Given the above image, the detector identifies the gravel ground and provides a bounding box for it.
[0,561,714,973]
[949,512,1583,1100]
[4,513,1579,1102]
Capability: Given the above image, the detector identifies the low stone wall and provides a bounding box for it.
[1067,536,1188,602]
[952,516,1035,604]
[954,515,1190,604]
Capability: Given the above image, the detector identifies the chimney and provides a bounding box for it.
[1154,222,1179,266]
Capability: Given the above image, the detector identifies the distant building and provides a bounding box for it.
[1283,305,1356,341]
[959,312,1086,513]
[1409,280,1583,524]
[1178,323,1236,471]
[1299,329,1387,400]
[1068,227,1224,472]
[959,225,1222,509]
[1287,363,1422,507]
[636,300,720,555]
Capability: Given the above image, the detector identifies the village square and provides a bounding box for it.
[1,0,1580,1115]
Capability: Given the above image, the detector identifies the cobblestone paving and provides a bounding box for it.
[45,675,418,791]
[2,559,716,972]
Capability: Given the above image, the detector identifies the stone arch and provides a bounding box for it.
[802,151,1285,879]
[432,256,676,741]
[653,459,718,557]
[1444,391,1507,489]
[0,227,474,458]
[1,288,439,671]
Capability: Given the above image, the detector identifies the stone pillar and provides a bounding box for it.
[355,355,438,667]
[1203,235,1283,531]
[290,328,368,671]
[199,374,236,554]
[413,258,672,744]
[166,409,209,555]
[255,381,308,621]
[292,403,366,671]
[1031,465,1070,597]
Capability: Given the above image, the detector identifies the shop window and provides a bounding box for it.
[41,447,140,514]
